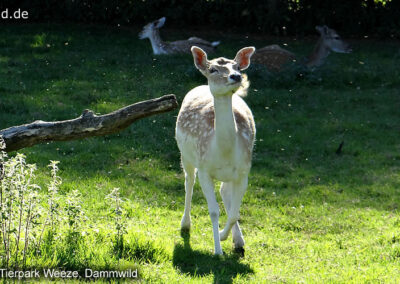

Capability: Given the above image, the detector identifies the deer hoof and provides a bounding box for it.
[219,230,229,241]
[234,246,245,257]
[180,216,191,231]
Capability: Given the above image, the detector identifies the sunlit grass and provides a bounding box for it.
[0,23,399,283]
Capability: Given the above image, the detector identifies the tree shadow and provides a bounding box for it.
[172,230,253,284]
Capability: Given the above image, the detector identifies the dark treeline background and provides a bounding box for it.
[1,0,399,38]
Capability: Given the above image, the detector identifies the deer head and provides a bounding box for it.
[191,46,255,96]
[316,25,352,54]
[139,17,166,40]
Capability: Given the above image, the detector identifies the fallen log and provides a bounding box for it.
[0,94,178,152]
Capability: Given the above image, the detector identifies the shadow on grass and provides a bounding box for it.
[172,230,253,284]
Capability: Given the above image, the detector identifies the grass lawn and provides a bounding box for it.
[0,23,400,283]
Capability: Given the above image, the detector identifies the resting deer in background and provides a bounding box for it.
[175,46,256,255]
[139,17,220,55]
[252,25,352,72]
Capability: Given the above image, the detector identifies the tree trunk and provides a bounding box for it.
[0,94,178,152]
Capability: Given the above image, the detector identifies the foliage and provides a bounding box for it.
[0,140,42,268]
[0,0,399,37]
[106,187,127,259]
[0,139,163,274]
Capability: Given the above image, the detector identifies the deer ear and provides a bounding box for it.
[191,46,208,71]
[316,25,329,35]
[234,47,255,70]
[155,17,166,28]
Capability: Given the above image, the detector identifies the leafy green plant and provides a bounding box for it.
[36,160,62,256]
[57,189,88,269]
[106,188,127,260]
[0,138,42,268]
[65,190,85,233]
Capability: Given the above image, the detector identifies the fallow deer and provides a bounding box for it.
[139,17,220,55]
[175,46,256,255]
[252,25,352,72]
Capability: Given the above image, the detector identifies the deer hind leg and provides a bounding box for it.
[219,177,247,249]
[181,158,196,231]
[220,182,245,249]
[198,170,222,255]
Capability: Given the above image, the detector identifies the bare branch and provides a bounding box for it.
[0,94,178,152]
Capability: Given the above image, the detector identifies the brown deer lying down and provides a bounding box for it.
[252,25,352,72]
[139,17,220,55]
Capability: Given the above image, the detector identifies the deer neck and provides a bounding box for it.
[149,29,166,55]
[213,95,237,154]
[307,38,330,67]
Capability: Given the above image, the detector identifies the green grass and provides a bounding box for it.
[1,23,400,283]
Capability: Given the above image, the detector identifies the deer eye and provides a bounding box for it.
[209,67,218,74]
[334,36,340,40]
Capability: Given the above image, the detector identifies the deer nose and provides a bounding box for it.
[229,74,242,83]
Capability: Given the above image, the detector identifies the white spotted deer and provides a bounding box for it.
[175,46,256,255]
[253,25,352,71]
[139,17,220,55]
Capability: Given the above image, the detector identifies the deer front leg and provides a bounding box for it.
[220,182,245,249]
[219,177,248,248]
[198,170,222,255]
[181,160,196,231]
